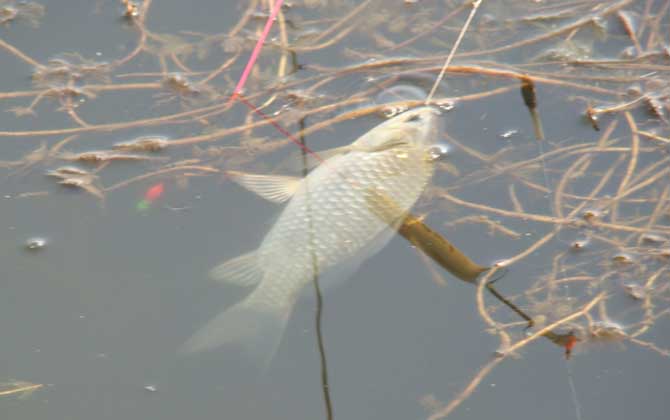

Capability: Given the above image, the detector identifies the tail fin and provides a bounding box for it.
[180,290,292,367]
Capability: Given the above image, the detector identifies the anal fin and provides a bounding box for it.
[209,251,263,287]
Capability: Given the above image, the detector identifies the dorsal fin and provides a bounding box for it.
[227,171,302,203]
[279,144,352,172]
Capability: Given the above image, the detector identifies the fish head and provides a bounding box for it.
[353,106,443,153]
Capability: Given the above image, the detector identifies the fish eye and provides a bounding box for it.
[406,114,422,122]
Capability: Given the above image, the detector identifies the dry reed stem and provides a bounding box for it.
[427,356,504,420]
[0,382,43,397]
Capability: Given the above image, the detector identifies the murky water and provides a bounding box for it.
[1,1,669,419]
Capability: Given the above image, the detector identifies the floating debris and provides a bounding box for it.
[427,143,450,161]
[59,151,165,164]
[380,104,408,118]
[589,321,628,343]
[0,380,43,398]
[0,1,44,27]
[161,73,199,97]
[46,166,89,177]
[121,0,140,18]
[376,84,426,104]
[534,40,592,62]
[623,283,647,300]
[46,166,104,200]
[570,239,589,251]
[25,237,47,250]
[585,105,600,131]
[499,129,519,139]
[113,136,169,153]
[32,53,111,88]
[582,209,604,222]
[612,253,635,265]
[641,233,667,245]
[435,100,455,111]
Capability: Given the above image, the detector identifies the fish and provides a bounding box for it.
[182,107,443,364]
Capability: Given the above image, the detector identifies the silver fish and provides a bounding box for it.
[183,107,442,363]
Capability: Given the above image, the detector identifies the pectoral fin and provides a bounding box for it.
[227,171,302,203]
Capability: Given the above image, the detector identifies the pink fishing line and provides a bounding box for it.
[229,0,326,164]
[238,96,324,165]
[229,0,285,104]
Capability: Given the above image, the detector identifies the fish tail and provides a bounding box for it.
[180,287,293,366]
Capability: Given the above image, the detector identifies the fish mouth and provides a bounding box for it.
[417,106,442,116]
[404,107,443,146]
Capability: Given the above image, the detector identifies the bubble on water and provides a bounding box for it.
[570,238,590,251]
[589,320,627,342]
[376,84,426,105]
[499,129,519,139]
[436,100,455,111]
[381,105,408,118]
[623,283,646,300]
[641,233,667,244]
[612,253,634,265]
[582,208,605,222]
[25,237,47,251]
[493,259,511,268]
[427,143,450,161]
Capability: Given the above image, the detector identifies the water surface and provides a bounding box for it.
[1,1,669,419]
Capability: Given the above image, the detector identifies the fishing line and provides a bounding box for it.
[565,359,584,420]
[425,0,482,104]
[231,2,332,416]
[299,115,334,420]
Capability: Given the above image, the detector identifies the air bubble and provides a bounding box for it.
[612,253,634,265]
[499,129,519,139]
[25,237,47,251]
[436,100,455,111]
[623,283,646,300]
[570,239,589,250]
[376,84,426,104]
[427,143,450,161]
[381,105,408,118]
